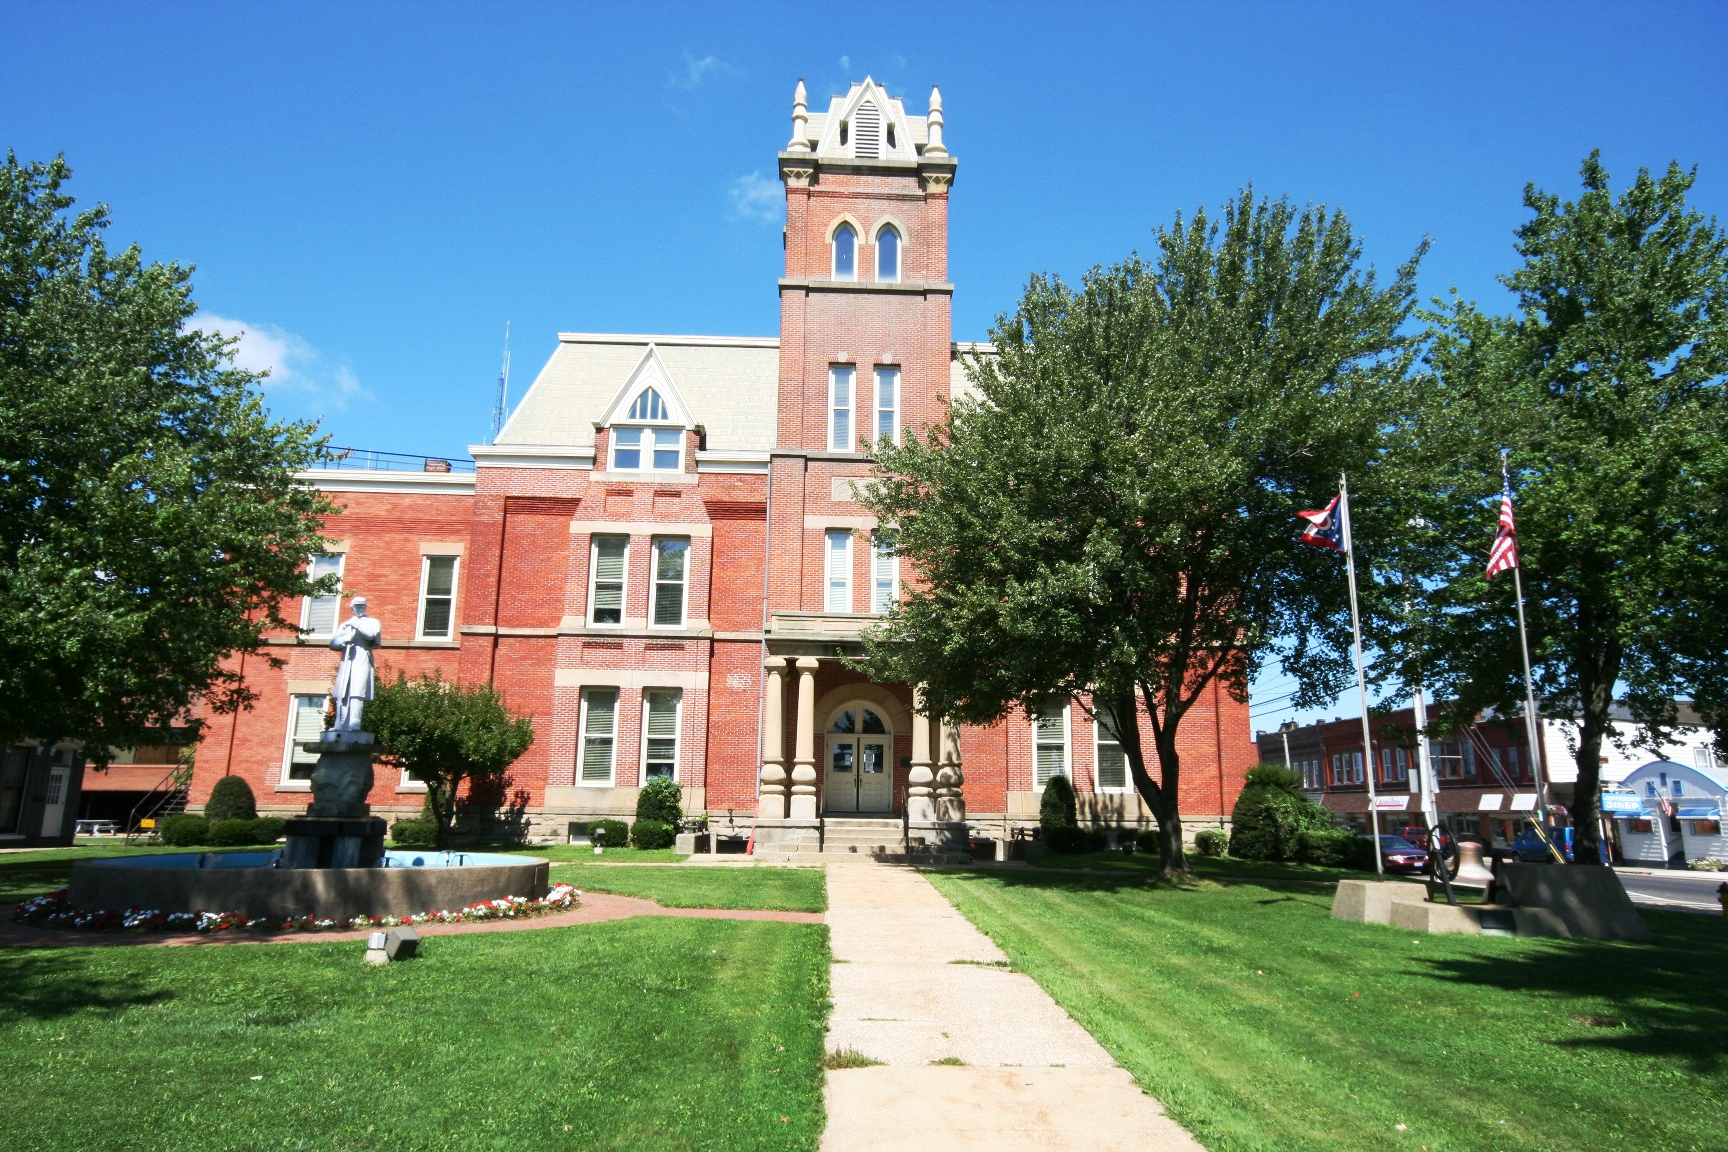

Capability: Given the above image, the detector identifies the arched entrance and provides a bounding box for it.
[824,704,893,813]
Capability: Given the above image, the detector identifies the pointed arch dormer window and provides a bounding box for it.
[611,385,684,473]
[628,387,670,422]
[833,223,857,280]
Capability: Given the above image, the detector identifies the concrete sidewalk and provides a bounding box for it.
[822,864,1203,1152]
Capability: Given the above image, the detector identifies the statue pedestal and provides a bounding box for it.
[287,731,385,869]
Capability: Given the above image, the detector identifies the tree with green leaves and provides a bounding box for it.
[0,154,331,758]
[860,190,1424,874]
[1398,153,1728,864]
[366,671,535,847]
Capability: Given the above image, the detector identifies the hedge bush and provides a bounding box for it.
[204,775,257,823]
[1228,763,1334,861]
[1194,827,1228,856]
[589,818,630,848]
[1045,825,1109,854]
[251,817,285,844]
[636,776,683,825]
[1039,774,1077,837]
[390,819,438,847]
[629,818,676,850]
[206,816,289,847]
[159,813,208,847]
[1134,828,1164,855]
[1292,828,1377,870]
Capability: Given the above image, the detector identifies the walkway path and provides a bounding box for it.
[0,891,821,949]
[822,863,1203,1152]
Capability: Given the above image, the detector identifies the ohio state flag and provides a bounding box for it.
[1487,479,1519,579]
[1297,494,1345,553]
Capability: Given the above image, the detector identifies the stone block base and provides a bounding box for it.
[284,817,386,869]
[752,819,823,859]
[1389,900,1572,938]
[1330,879,1431,925]
[1499,863,1652,941]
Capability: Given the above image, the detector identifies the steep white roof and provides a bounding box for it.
[497,333,779,451]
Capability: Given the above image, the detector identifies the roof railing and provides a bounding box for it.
[305,447,476,474]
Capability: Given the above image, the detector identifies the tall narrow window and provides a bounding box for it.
[1034,701,1069,788]
[826,530,853,612]
[876,226,900,282]
[871,533,897,613]
[579,688,618,784]
[1095,707,1127,791]
[589,536,627,625]
[833,223,857,280]
[417,556,458,639]
[829,365,854,450]
[873,367,899,446]
[301,554,344,636]
[643,689,681,780]
[651,538,689,627]
[284,694,329,782]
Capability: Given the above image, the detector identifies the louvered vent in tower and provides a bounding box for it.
[852,101,881,158]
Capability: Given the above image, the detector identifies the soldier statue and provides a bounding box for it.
[329,596,381,732]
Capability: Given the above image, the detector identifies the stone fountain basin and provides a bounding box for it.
[68,850,550,920]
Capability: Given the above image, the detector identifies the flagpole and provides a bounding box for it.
[1503,449,1549,823]
[1340,472,1384,880]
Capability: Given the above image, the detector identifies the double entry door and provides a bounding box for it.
[825,733,892,813]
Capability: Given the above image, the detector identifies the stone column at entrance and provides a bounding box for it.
[935,716,966,822]
[757,657,788,820]
[789,657,821,820]
[907,686,936,822]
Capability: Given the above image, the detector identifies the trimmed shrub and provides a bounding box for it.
[251,817,286,844]
[1293,828,1377,870]
[1194,827,1228,856]
[630,818,676,850]
[1045,825,1109,855]
[390,819,438,848]
[589,818,630,848]
[636,776,683,825]
[1134,828,1164,856]
[160,813,208,847]
[1039,775,1078,836]
[205,818,257,847]
[1228,762,1333,861]
[204,775,257,823]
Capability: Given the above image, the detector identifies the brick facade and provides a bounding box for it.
[189,79,1253,839]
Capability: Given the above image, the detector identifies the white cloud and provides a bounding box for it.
[669,52,734,90]
[191,313,367,410]
[839,55,851,71]
[729,171,783,225]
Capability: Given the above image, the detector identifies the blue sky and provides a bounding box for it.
[4,1,1725,731]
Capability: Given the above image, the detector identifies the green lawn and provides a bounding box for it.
[1030,850,1363,885]
[0,917,829,1152]
[556,863,827,913]
[928,867,1727,1152]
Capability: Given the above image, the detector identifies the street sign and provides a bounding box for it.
[1600,793,1644,814]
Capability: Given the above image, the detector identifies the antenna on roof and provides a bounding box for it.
[490,322,512,444]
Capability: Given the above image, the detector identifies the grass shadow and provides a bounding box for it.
[0,950,176,1023]
[1412,910,1728,1072]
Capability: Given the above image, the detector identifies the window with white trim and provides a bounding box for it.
[1034,701,1069,788]
[629,387,670,421]
[829,365,855,450]
[611,427,681,472]
[589,536,627,625]
[876,225,900,282]
[1331,751,1364,786]
[417,556,459,639]
[1094,707,1128,791]
[301,554,344,637]
[283,694,329,783]
[651,538,689,627]
[643,689,681,780]
[826,530,853,612]
[873,366,899,446]
[833,223,857,280]
[871,533,898,614]
[578,688,618,784]
[1380,747,1409,784]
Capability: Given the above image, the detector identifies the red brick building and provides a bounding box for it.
[189,79,1254,850]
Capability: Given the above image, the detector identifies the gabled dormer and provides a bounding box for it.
[596,345,697,474]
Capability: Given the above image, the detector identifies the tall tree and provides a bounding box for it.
[1401,153,1728,864]
[0,155,331,755]
[366,672,536,847]
[860,191,1424,873]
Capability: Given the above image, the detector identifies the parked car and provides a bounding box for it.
[1378,835,1430,874]
[1509,824,1611,863]
[1395,825,1454,854]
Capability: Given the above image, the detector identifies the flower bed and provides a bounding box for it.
[11,883,580,935]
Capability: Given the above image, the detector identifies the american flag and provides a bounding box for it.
[1297,494,1345,553]
[1486,478,1518,579]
